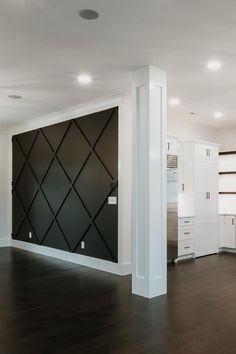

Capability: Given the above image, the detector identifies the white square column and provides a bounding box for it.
[132,66,167,298]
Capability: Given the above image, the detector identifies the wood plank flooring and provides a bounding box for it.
[0,247,236,354]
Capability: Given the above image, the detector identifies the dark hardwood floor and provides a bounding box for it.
[1,248,236,354]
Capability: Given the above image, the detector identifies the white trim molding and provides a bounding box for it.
[219,248,236,254]
[11,240,131,275]
[10,94,124,135]
[0,238,11,247]
[132,66,167,298]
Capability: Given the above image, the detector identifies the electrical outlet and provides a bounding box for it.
[81,241,85,249]
[108,196,117,205]
[29,232,32,239]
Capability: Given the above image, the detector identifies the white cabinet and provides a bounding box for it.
[195,144,219,161]
[224,216,235,248]
[219,215,225,248]
[167,136,178,155]
[178,217,195,257]
[178,217,194,227]
[194,153,218,257]
[178,143,185,193]
[219,215,236,249]
[181,141,220,258]
[178,239,194,256]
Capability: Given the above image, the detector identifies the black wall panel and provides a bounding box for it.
[12,107,118,262]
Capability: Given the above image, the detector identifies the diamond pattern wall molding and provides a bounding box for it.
[12,107,118,262]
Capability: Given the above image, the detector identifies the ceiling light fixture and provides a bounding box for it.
[213,111,224,119]
[169,98,180,106]
[79,9,99,20]
[8,95,22,99]
[77,73,92,85]
[207,60,222,71]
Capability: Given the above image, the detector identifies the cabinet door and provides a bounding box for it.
[195,159,218,223]
[224,216,235,248]
[219,215,225,248]
[178,144,184,193]
[195,145,218,161]
[167,137,178,155]
[195,222,218,257]
[205,160,218,195]
[195,160,207,223]
[205,222,218,254]
[205,192,218,223]
[195,157,218,257]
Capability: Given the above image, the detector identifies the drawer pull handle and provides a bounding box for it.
[184,232,190,235]
[184,221,190,223]
[184,246,190,249]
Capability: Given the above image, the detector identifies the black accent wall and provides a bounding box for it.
[12,107,118,262]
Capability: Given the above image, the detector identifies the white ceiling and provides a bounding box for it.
[1,0,236,127]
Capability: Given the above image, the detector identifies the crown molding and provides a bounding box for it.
[10,94,124,135]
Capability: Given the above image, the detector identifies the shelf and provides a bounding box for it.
[219,171,236,175]
[219,151,236,156]
[219,192,236,195]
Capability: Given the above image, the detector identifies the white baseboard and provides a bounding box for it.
[219,247,236,254]
[176,253,195,262]
[119,261,132,275]
[0,238,11,247]
[11,240,131,276]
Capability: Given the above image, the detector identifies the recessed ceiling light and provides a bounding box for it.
[77,73,92,85]
[8,95,22,99]
[169,98,180,106]
[213,111,224,119]
[207,60,222,71]
[79,9,99,20]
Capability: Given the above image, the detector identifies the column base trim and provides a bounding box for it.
[0,238,11,247]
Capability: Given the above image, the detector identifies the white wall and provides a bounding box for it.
[168,117,217,142]
[9,95,132,275]
[0,133,11,247]
[213,126,236,152]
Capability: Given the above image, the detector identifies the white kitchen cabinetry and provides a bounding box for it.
[224,216,235,248]
[219,215,236,249]
[178,143,185,194]
[167,136,179,155]
[178,217,195,258]
[167,136,185,194]
[181,141,220,257]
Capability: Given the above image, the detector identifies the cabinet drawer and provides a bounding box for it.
[178,240,194,256]
[179,217,194,226]
[178,226,194,240]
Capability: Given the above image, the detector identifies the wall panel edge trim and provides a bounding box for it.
[11,240,131,275]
